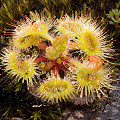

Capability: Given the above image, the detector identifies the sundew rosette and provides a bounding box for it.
[1,48,39,84]
[0,11,118,105]
[36,71,76,104]
[12,12,52,50]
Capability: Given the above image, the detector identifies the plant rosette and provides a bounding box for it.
[0,12,117,105]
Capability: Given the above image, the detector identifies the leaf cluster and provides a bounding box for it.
[107,9,120,25]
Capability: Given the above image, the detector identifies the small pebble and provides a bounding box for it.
[74,110,84,118]
[95,117,101,120]
[11,117,23,120]
[67,115,76,120]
